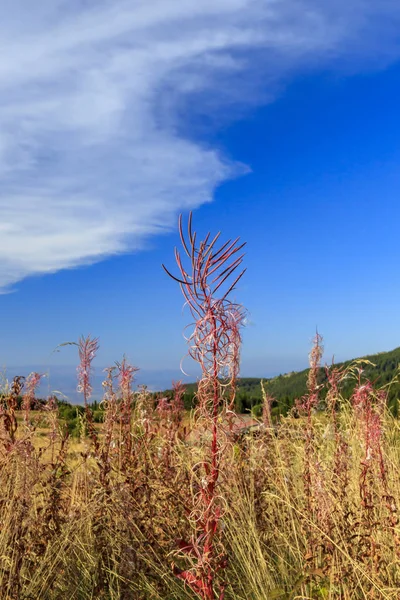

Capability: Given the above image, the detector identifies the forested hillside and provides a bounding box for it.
[176,346,400,416]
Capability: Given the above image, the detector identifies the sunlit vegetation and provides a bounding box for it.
[0,215,399,599]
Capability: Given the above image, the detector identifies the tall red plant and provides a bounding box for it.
[171,380,185,430]
[77,335,99,408]
[296,332,324,560]
[325,363,349,504]
[77,335,99,445]
[116,357,138,464]
[99,366,118,486]
[23,372,43,427]
[1,376,25,448]
[351,372,400,564]
[225,303,245,431]
[164,212,245,599]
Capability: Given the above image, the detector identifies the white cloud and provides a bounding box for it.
[0,0,399,290]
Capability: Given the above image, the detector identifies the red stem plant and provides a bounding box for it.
[155,383,186,466]
[295,332,325,562]
[116,357,138,468]
[224,304,245,434]
[0,375,25,449]
[22,371,43,428]
[298,332,323,506]
[135,384,155,434]
[261,380,274,433]
[77,335,99,408]
[77,335,100,446]
[325,363,350,507]
[171,379,186,435]
[99,366,118,487]
[163,212,246,599]
[351,370,400,571]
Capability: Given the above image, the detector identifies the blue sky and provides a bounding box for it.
[1,1,400,393]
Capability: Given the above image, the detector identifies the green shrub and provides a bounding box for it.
[251,403,263,418]
[92,410,103,423]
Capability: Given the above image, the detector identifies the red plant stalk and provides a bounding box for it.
[77,335,99,407]
[136,384,155,435]
[374,395,400,556]
[1,376,25,448]
[325,364,349,503]
[164,213,245,599]
[352,377,400,560]
[102,367,117,442]
[43,395,61,464]
[156,382,186,466]
[22,372,43,427]
[171,380,185,435]
[306,331,323,414]
[99,366,118,485]
[352,377,381,508]
[224,304,244,433]
[261,380,274,432]
[77,335,99,445]
[156,395,172,435]
[353,378,381,568]
[156,395,171,417]
[298,333,324,552]
[156,395,174,465]
[117,357,138,464]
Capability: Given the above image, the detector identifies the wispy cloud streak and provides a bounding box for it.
[0,0,399,289]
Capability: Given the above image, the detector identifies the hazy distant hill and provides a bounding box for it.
[1,365,188,404]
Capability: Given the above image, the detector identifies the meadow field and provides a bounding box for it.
[1,216,399,599]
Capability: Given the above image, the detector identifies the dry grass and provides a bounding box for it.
[1,376,400,599]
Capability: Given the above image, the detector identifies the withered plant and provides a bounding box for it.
[295,333,333,572]
[325,362,350,504]
[77,335,99,402]
[171,379,186,436]
[298,333,324,518]
[349,369,400,578]
[22,371,43,428]
[164,212,245,599]
[0,375,25,449]
[116,357,138,468]
[77,335,100,449]
[261,379,274,433]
